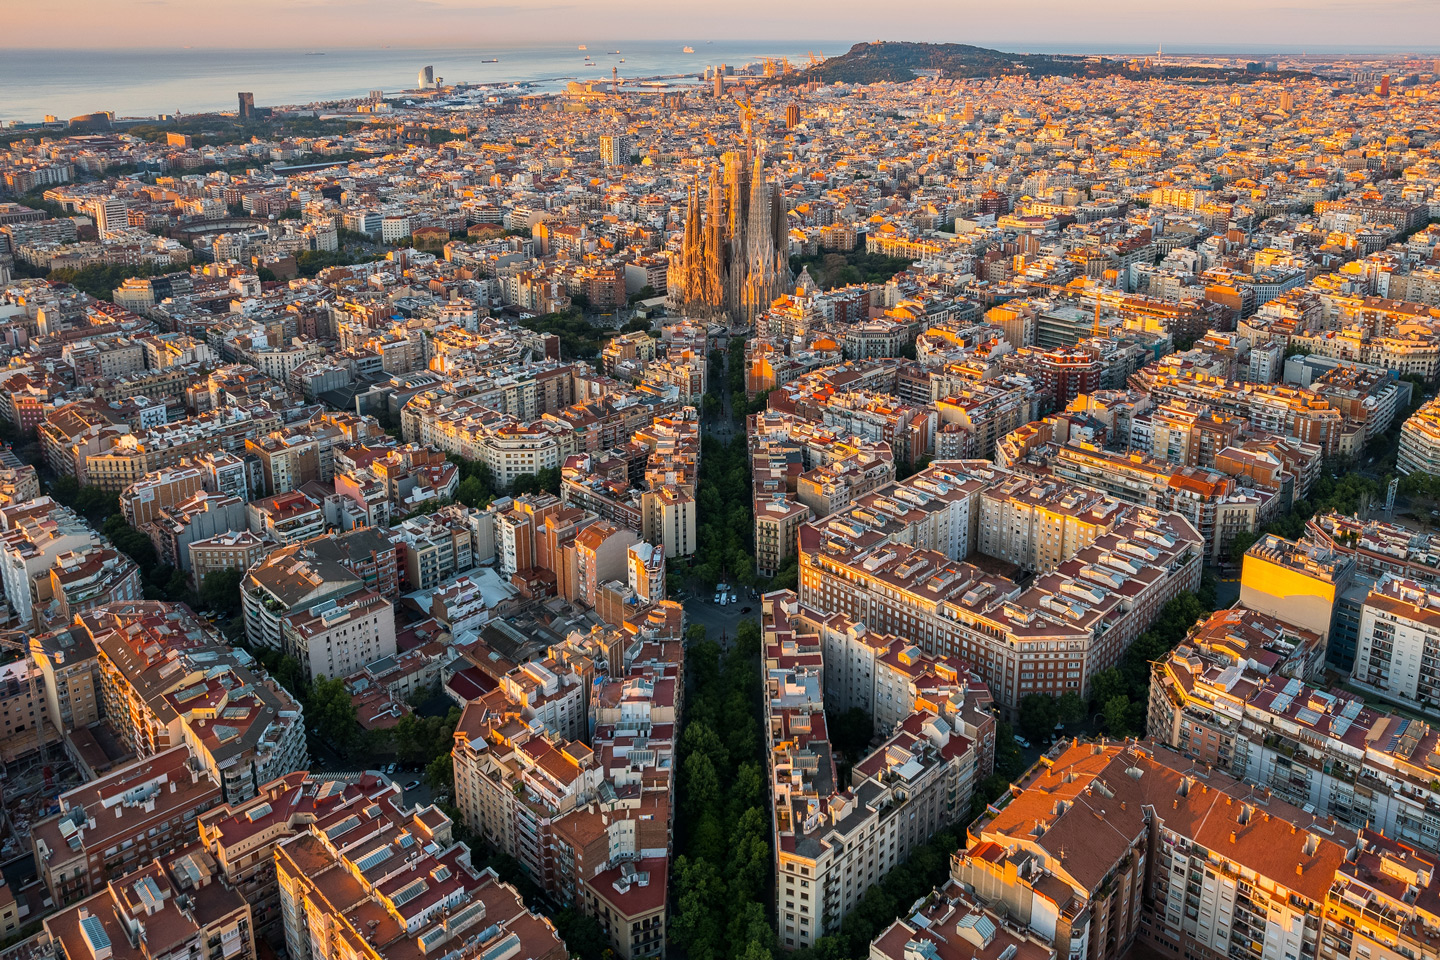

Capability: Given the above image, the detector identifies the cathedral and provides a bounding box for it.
[676,147,791,326]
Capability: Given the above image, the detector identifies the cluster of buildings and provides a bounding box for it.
[763,592,996,948]
[3,44,1440,960]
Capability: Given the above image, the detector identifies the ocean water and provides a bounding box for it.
[0,42,825,125]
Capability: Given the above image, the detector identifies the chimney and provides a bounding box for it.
[1230,831,1237,844]
[1296,863,1304,875]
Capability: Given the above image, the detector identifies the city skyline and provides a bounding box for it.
[6,0,1440,50]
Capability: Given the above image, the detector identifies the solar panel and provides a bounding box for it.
[354,846,394,872]
[391,878,428,907]
[81,916,111,954]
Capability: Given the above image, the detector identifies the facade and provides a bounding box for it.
[1352,574,1440,712]
[765,592,995,949]
[187,530,274,590]
[754,495,812,578]
[1398,395,1440,476]
[30,746,223,907]
[197,771,396,945]
[797,461,1204,712]
[84,602,309,803]
[274,787,567,960]
[1150,611,1440,846]
[280,590,397,683]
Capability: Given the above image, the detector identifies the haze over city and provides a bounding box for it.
[6,0,1440,49]
[2,12,1440,960]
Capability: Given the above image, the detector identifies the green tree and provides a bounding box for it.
[1057,691,1086,725]
[424,752,453,794]
[200,568,245,618]
[1102,695,1134,736]
[309,676,362,756]
[456,475,488,508]
[1018,693,1059,741]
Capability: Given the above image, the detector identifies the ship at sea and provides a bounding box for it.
[578,44,587,50]
[482,58,498,63]
[683,46,695,53]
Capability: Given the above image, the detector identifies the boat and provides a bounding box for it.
[578,44,587,50]
[482,58,498,63]
[619,58,625,63]
[304,51,325,56]
[609,50,620,55]
[682,46,695,53]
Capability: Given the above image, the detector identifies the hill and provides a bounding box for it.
[785,41,1310,85]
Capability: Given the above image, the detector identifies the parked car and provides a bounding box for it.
[404,779,422,791]
[1014,736,1031,749]
[714,592,722,603]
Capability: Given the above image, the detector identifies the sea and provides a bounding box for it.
[0,42,827,125]
[5,39,1439,126]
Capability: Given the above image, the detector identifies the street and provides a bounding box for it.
[680,591,759,649]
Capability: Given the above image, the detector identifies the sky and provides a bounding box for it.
[4,0,1440,51]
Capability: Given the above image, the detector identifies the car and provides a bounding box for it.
[714,592,722,603]
[740,606,752,614]
[404,779,422,791]
[1014,736,1031,749]
[386,764,397,775]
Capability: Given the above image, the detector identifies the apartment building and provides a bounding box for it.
[1239,534,1355,642]
[30,746,223,906]
[764,594,995,949]
[452,693,605,884]
[197,771,397,944]
[281,590,397,683]
[957,741,1357,960]
[46,544,143,625]
[0,655,62,763]
[119,465,206,527]
[1352,574,1440,713]
[245,490,324,546]
[43,852,255,960]
[83,602,309,802]
[30,622,103,741]
[1149,612,1440,846]
[389,508,475,590]
[798,461,1203,712]
[273,791,566,960]
[870,882,1057,960]
[242,531,400,649]
[0,497,103,626]
[1398,395,1440,476]
[754,495,812,578]
[187,530,274,590]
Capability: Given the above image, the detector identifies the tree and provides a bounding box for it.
[200,568,245,618]
[309,676,362,756]
[424,752,453,794]
[1057,691,1086,725]
[456,475,488,508]
[1228,529,1260,565]
[1102,695,1134,736]
[1018,693,1059,741]
[1088,667,1129,711]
